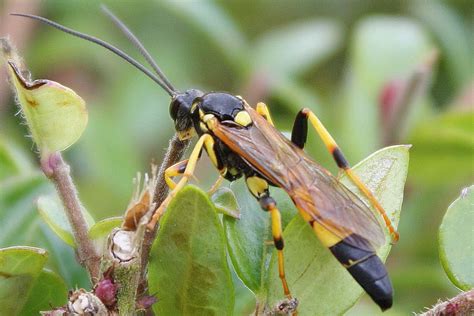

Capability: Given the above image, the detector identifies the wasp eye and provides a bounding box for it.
[169,97,180,121]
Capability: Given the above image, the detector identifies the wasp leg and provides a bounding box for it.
[147,134,215,230]
[291,108,399,243]
[164,159,189,190]
[245,176,293,300]
[256,102,275,126]
[207,175,224,195]
[166,160,223,194]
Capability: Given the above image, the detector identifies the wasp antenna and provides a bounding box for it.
[101,5,177,93]
[10,13,176,97]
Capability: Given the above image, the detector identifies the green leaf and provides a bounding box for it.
[148,185,234,315]
[37,195,75,247]
[0,174,89,288]
[0,136,33,181]
[266,145,409,315]
[253,19,343,78]
[0,174,52,246]
[37,194,95,248]
[3,57,88,156]
[410,1,472,88]
[223,181,297,294]
[0,246,48,315]
[160,0,246,67]
[211,187,241,219]
[409,111,474,187]
[341,16,434,161]
[20,269,68,316]
[439,185,474,290]
[88,216,123,240]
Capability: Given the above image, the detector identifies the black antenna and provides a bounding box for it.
[10,13,177,97]
[100,5,176,93]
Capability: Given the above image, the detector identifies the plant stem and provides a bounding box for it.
[417,289,474,316]
[42,152,100,281]
[139,135,190,288]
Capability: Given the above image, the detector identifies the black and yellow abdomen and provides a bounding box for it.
[329,236,393,311]
[309,220,392,311]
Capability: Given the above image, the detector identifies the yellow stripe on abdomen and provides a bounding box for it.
[312,222,344,248]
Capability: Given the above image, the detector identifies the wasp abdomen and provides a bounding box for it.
[330,237,393,311]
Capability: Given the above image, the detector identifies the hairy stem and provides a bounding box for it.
[42,152,100,281]
[417,289,474,316]
[139,135,190,288]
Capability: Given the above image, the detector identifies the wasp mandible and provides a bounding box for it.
[13,7,399,312]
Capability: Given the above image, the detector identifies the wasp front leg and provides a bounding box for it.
[148,133,215,230]
[291,108,399,243]
[246,175,298,312]
[164,159,189,190]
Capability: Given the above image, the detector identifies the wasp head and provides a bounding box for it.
[169,89,204,140]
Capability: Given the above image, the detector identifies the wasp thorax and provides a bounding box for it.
[170,89,204,140]
[199,92,245,122]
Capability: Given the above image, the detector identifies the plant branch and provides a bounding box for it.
[139,134,190,288]
[41,152,100,281]
[417,289,474,316]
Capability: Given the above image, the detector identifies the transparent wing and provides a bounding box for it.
[211,105,385,251]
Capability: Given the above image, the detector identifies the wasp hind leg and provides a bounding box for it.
[245,175,298,314]
[291,108,399,243]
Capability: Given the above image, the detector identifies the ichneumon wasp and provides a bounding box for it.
[13,7,399,313]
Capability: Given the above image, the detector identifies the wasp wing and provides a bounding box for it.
[211,104,385,251]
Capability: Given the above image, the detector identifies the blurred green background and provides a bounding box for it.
[0,0,472,315]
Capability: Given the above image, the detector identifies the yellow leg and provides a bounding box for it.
[207,175,224,195]
[271,205,291,297]
[246,175,294,301]
[147,134,214,230]
[256,102,275,126]
[165,159,189,190]
[300,108,398,243]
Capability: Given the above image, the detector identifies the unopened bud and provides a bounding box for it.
[94,278,117,308]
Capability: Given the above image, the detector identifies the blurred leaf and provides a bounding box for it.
[439,185,474,290]
[0,173,88,288]
[410,1,472,89]
[37,222,89,289]
[266,145,409,315]
[37,195,75,247]
[253,19,343,79]
[224,181,270,293]
[409,111,474,186]
[20,269,68,316]
[272,75,323,115]
[211,187,241,219]
[224,180,297,294]
[148,186,234,315]
[0,174,52,246]
[88,216,122,240]
[0,137,33,181]
[341,16,434,160]
[0,246,48,315]
[160,0,246,67]
[4,60,88,156]
[37,194,95,248]
[351,17,434,94]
